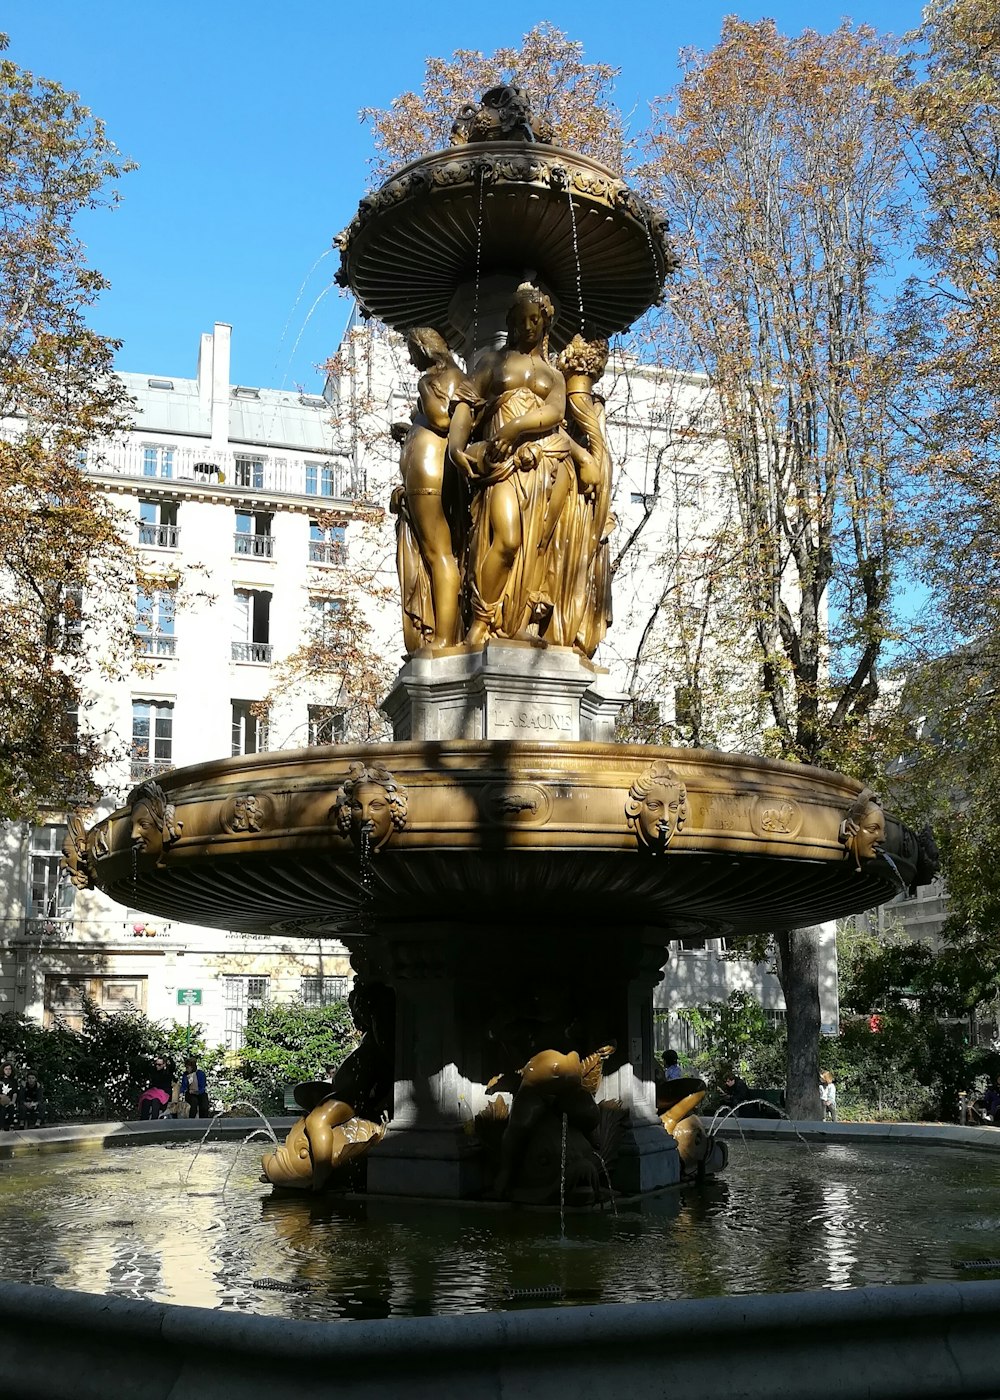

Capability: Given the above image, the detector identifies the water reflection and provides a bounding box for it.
[1,1141,1000,1319]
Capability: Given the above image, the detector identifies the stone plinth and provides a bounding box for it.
[381,642,626,744]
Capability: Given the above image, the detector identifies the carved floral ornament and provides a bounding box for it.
[128,779,183,867]
[625,764,690,855]
[331,763,408,853]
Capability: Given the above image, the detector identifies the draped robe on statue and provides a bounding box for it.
[463,384,592,650]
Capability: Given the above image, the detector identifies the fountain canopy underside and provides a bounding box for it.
[89,742,915,938]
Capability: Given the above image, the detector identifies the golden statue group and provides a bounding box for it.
[392,285,614,658]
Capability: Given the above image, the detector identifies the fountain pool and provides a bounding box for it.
[3,1136,1000,1321]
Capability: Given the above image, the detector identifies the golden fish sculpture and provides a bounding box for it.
[260,1097,387,1192]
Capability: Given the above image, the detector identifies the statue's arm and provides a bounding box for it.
[490,368,566,451]
[418,371,453,434]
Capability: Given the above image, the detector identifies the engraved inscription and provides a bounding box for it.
[491,704,574,737]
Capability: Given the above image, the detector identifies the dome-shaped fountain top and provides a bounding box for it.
[335,85,677,354]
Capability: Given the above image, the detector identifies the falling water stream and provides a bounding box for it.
[558,1113,568,1240]
[565,186,585,333]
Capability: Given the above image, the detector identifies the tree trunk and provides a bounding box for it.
[775,927,823,1121]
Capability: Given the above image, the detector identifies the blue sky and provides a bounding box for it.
[9,1,923,391]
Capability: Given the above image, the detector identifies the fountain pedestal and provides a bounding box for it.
[351,920,681,1199]
[381,641,626,744]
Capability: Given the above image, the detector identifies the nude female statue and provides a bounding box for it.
[390,327,465,652]
[448,284,601,650]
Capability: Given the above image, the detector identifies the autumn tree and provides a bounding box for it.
[643,20,913,1117]
[887,0,1000,989]
[360,22,627,180]
[0,34,135,820]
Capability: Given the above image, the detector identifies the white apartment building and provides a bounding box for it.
[0,318,825,1050]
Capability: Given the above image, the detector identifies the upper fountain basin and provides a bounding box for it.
[335,142,676,352]
[82,742,917,938]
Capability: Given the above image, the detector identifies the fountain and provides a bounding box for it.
[69,86,928,1207]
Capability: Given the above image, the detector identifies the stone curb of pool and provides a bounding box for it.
[2,1115,1000,1161]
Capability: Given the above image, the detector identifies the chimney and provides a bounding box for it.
[196,331,214,413]
[210,322,232,450]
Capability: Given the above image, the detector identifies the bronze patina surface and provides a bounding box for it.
[335,140,676,352]
[85,741,915,937]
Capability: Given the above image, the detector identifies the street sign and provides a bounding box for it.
[177,988,202,1006]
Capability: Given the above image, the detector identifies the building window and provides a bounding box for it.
[309,595,343,643]
[675,471,701,508]
[304,461,339,497]
[135,587,176,657]
[231,699,269,756]
[138,499,179,548]
[223,975,269,1051]
[234,510,274,558]
[142,445,174,479]
[44,974,146,1032]
[131,698,174,780]
[234,454,265,489]
[27,824,73,925]
[308,521,346,566]
[630,491,651,507]
[674,683,703,732]
[57,585,85,650]
[300,976,347,1007]
[307,704,346,746]
[232,589,272,663]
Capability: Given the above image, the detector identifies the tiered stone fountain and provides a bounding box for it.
[72,86,928,1203]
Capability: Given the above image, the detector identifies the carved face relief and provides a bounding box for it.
[840,790,886,869]
[854,803,886,861]
[351,782,393,850]
[130,801,162,859]
[332,764,408,854]
[626,766,690,855]
[127,780,182,866]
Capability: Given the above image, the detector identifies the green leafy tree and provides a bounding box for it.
[219,1000,360,1114]
[0,33,135,819]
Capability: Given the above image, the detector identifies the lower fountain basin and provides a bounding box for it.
[88,741,914,937]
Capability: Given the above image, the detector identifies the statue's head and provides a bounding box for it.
[332,764,408,853]
[839,789,885,869]
[626,764,689,854]
[128,780,182,864]
[406,326,452,371]
[506,283,554,352]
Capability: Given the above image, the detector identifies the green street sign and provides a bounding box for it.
[177,988,202,1006]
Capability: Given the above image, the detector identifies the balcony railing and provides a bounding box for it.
[24,917,75,940]
[138,523,180,548]
[234,532,275,558]
[232,641,273,663]
[135,631,177,657]
[130,757,174,781]
[308,541,348,566]
[84,441,366,501]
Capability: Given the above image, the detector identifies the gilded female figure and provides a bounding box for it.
[557,333,613,657]
[390,328,464,652]
[448,285,601,650]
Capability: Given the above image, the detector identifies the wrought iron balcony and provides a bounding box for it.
[130,757,174,782]
[135,631,177,657]
[308,541,348,566]
[234,533,275,558]
[232,641,273,663]
[138,523,180,548]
